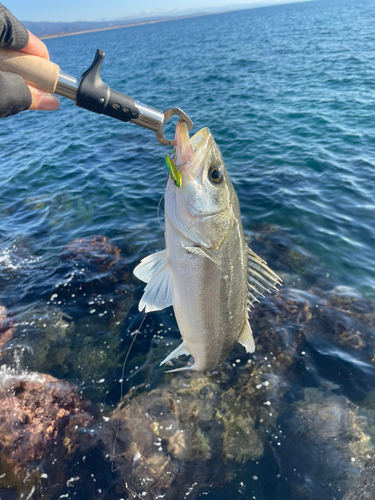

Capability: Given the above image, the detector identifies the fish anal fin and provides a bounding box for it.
[183,244,221,265]
[135,251,177,313]
[160,342,190,366]
[165,363,196,373]
[238,319,255,353]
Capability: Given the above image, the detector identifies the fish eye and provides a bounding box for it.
[208,165,224,184]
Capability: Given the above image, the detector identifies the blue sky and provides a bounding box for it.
[7,0,306,23]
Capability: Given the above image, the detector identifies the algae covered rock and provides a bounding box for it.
[99,328,300,500]
[343,458,375,500]
[101,372,265,499]
[0,366,92,499]
[57,235,133,301]
[95,273,318,499]
[0,367,91,464]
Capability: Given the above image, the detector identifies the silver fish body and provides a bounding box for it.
[164,170,248,370]
[134,122,281,371]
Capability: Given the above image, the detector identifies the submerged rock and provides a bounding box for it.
[2,235,135,395]
[248,223,333,290]
[61,235,121,272]
[299,286,375,369]
[279,387,375,499]
[53,234,134,387]
[323,286,375,354]
[7,306,75,377]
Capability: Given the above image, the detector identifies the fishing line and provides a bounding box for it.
[123,482,144,500]
[111,312,147,473]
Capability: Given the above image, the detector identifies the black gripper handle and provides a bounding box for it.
[76,49,140,122]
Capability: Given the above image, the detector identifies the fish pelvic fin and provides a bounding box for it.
[247,247,282,309]
[160,342,190,366]
[133,249,177,313]
[238,319,255,353]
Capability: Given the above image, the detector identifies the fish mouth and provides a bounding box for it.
[174,120,213,181]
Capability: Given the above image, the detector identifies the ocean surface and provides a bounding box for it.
[1,0,375,499]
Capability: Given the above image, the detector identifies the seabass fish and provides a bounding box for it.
[134,121,281,372]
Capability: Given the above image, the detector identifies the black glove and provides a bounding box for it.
[0,3,32,118]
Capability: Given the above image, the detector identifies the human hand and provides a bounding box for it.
[0,3,60,117]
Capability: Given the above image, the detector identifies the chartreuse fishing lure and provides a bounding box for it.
[165,151,182,188]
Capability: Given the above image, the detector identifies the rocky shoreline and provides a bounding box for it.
[0,226,374,499]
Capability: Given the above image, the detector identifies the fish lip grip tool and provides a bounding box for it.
[0,47,193,146]
[73,49,193,145]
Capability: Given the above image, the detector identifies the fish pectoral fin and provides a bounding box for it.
[238,320,255,353]
[160,342,190,366]
[133,249,168,283]
[135,250,177,313]
[183,244,221,265]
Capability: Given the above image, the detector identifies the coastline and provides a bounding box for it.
[40,14,203,39]
[38,1,314,40]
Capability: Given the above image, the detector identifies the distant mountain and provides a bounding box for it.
[23,1,310,38]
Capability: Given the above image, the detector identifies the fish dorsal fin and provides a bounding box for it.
[183,244,221,265]
[247,247,282,309]
[160,342,190,366]
[238,319,255,353]
[133,250,177,313]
